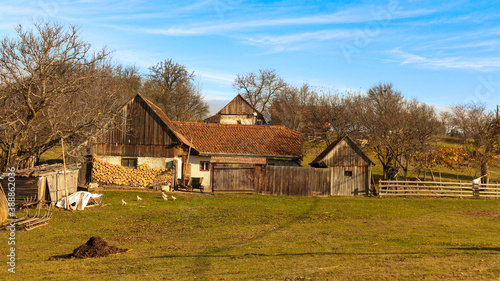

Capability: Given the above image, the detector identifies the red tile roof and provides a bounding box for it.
[172,121,302,158]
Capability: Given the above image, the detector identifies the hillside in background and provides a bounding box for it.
[302,135,500,183]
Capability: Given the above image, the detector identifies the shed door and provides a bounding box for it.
[212,164,256,193]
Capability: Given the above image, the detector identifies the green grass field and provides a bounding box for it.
[2,191,499,280]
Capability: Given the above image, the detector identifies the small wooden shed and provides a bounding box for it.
[310,136,374,196]
[0,164,80,206]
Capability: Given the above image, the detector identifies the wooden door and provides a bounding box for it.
[212,164,256,193]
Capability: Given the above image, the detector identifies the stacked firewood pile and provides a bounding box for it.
[92,158,173,187]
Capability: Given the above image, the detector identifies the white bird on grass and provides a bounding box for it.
[171,195,177,200]
[161,192,169,201]
[121,199,127,205]
[137,195,142,201]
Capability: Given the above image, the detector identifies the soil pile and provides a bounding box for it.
[71,236,128,259]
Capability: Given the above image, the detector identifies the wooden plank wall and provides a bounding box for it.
[219,96,254,115]
[94,97,178,157]
[323,140,368,167]
[330,166,370,196]
[1,177,40,205]
[211,165,369,196]
[262,166,331,196]
[46,171,79,205]
[212,164,258,193]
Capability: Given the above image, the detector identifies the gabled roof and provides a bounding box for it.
[205,94,266,124]
[135,94,192,147]
[172,121,302,158]
[310,135,374,167]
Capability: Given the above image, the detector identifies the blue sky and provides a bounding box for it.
[1,0,500,114]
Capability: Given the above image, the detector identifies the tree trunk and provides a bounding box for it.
[481,162,489,184]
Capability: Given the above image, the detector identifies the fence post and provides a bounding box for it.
[472,181,479,198]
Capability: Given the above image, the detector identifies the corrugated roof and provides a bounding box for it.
[172,121,302,158]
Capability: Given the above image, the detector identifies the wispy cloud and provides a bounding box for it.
[142,7,437,36]
[245,29,359,46]
[388,48,500,71]
[196,70,235,85]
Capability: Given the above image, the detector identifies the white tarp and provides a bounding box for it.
[55,191,103,210]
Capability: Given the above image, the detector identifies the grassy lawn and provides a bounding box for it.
[2,191,499,280]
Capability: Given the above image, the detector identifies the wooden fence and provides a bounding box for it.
[379,180,500,198]
[261,166,331,196]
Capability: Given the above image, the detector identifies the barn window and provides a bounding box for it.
[121,158,137,168]
[344,170,353,177]
[200,161,210,171]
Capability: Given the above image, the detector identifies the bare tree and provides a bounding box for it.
[0,21,138,171]
[233,69,286,120]
[271,83,313,131]
[143,59,209,121]
[345,83,439,180]
[448,102,500,182]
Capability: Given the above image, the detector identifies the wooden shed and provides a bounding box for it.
[0,163,80,206]
[310,136,374,196]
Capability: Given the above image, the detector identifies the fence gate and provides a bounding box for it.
[211,163,259,193]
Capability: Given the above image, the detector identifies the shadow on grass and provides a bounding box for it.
[153,251,426,259]
[173,197,323,277]
[449,247,500,252]
[48,254,72,260]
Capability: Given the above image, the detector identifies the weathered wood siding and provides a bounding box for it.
[212,163,260,193]
[219,95,256,115]
[262,166,331,196]
[330,166,370,196]
[94,96,179,157]
[211,165,368,196]
[1,170,79,205]
[321,139,369,167]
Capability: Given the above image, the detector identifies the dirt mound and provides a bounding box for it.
[71,236,128,259]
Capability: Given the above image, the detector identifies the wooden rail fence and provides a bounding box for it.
[379,180,500,198]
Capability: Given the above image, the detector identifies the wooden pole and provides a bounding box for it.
[185,138,193,181]
[61,139,69,210]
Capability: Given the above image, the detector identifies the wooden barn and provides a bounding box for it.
[81,94,302,192]
[204,94,266,125]
[85,94,194,187]
[310,135,374,196]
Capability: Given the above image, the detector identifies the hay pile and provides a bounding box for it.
[92,158,172,187]
[71,236,128,259]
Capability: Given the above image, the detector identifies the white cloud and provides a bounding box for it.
[196,70,235,85]
[141,7,437,36]
[245,29,358,46]
[388,48,500,71]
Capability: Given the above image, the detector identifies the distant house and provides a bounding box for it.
[87,94,301,191]
[310,135,374,196]
[205,94,266,125]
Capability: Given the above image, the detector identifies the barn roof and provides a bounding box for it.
[172,121,302,158]
[205,94,266,124]
[137,94,192,147]
[310,135,374,167]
